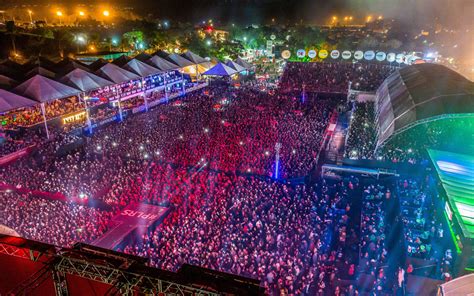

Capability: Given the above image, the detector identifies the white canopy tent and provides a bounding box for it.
[60,68,114,92]
[95,63,140,84]
[167,53,195,68]
[235,57,253,70]
[13,74,81,138]
[60,68,116,134]
[226,60,247,73]
[121,59,162,77]
[147,56,180,71]
[0,89,37,113]
[181,51,207,65]
[13,74,81,103]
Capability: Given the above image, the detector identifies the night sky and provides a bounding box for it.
[0,0,472,27]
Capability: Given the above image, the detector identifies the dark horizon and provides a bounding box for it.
[0,0,472,27]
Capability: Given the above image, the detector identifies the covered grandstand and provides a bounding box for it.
[374,63,474,148]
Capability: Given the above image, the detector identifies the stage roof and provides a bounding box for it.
[375,64,474,147]
[429,149,474,239]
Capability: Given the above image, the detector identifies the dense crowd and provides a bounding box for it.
[344,101,474,164]
[279,62,395,93]
[123,174,360,295]
[345,101,377,160]
[0,61,460,294]
[0,191,112,247]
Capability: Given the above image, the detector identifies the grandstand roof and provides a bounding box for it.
[375,63,474,147]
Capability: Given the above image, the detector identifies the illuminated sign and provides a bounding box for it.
[386,53,396,62]
[297,49,306,58]
[376,52,387,61]
[308,49,317,59]
[62,111,86,125]
[330,50,340,59]
[396,53,405,63]
[281,50,291,59]
[318,49,328,59]
[354,50,364,60]
[342,51,352,59]
[364,50,375,60]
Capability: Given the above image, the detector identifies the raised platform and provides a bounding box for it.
[92,203,170,250]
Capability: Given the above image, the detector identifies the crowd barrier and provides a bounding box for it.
[0,183,112,210]
[0,144,36,167]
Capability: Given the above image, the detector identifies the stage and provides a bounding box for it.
[92,203,170,250]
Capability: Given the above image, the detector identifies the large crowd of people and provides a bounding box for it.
[0,191,112,247]
[344,101,474,164]
[0,61,460,294]
[279,62,395,93]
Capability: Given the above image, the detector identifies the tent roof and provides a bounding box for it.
[375,63,474,147]
[153,50,171,59]
[22,57,57,73]
[181,51,207,64]
[13,75,81,103]
[0,74,17,88]
[0,89,37,113]
[54,58,90,76]
[122,59,161,77]
[167,53,195,68]
[147,56,180,71]
[235,57,253,70]
[203,62,238,76]
[60,68,114,92]
[112,55,133,67]
[88,58,110,72]
[226,60,247,73]
[24,66,57,80]
[95,63,140,84]
[134,52,152,62]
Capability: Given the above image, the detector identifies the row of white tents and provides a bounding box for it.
[0,51,253,116]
